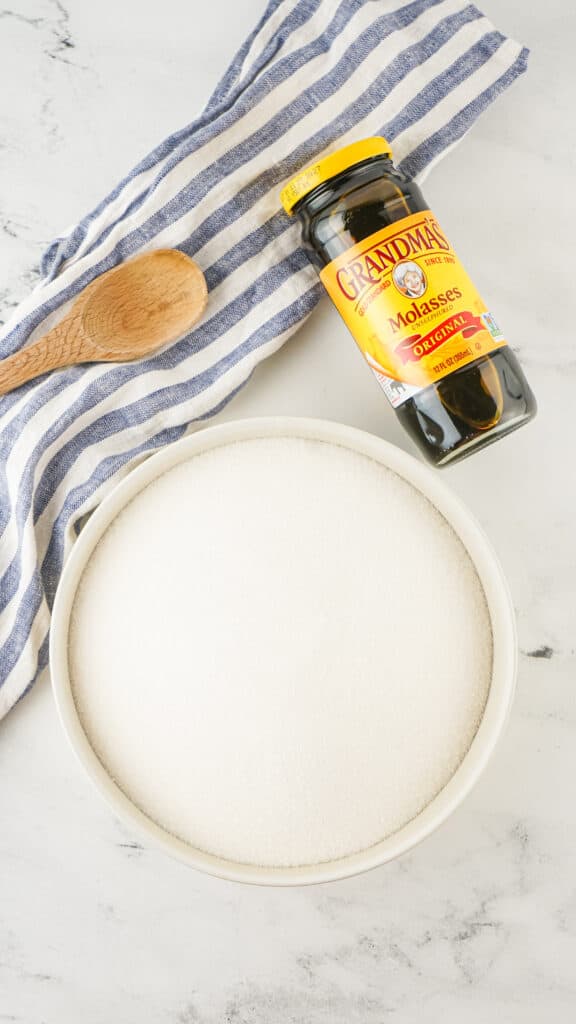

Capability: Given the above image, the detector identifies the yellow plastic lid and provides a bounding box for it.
[280,136,393,215]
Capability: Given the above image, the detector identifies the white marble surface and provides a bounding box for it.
[0,1,574,1020]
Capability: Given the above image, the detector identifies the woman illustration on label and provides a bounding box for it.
[393,261,427,298]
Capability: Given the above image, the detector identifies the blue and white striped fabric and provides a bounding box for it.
[0,0,527,717]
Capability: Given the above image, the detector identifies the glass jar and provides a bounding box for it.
[281,137,536,467]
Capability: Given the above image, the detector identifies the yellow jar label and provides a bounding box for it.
[319,210,507,408]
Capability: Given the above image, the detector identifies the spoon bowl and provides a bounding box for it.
[81,249,208,358]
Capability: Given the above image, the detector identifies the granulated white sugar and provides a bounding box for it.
[68,437,492,867]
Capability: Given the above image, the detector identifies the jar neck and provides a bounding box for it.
[291,155,399,221]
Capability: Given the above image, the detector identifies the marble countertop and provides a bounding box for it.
[0,1,574,1021]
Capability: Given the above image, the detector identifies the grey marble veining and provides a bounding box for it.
[0,1,574,1021]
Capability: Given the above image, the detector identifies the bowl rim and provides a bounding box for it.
[50,416,517,886]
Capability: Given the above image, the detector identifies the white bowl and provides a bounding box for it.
[50,417,516,885]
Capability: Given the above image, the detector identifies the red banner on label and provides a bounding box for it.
[394,311,484,365]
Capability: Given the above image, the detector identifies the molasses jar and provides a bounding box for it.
[280,137,536,466]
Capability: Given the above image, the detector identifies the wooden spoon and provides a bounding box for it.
[0,249,208,395]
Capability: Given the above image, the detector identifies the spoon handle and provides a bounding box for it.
[0,315,86,396]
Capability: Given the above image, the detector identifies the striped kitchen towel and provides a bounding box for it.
[0,0,527,717]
